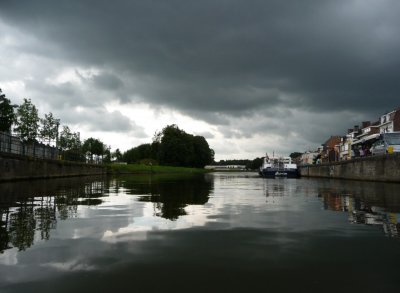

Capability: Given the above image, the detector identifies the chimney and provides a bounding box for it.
[347,128,353,134]
[354,125,359,131]
[362,121,371,128]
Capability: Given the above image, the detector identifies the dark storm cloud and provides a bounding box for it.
[89,72,124,91]
[1,0,400,118]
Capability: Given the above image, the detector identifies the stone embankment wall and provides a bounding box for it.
[0,152,106,181]
[299,153,400,182]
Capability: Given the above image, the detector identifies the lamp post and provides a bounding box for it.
[55,120,60,148]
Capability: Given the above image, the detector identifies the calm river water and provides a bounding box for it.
[1,172,400,292]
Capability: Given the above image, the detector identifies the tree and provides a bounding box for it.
[58,126,83,161]
[103,146,111,163]
[82,137,105,163]
[13,98,40,142]
[156,124,214,168]
[112,148,123,162]
[289,152,303,160]
[192,135,214,168]
[157,125,193,167]
[0,89,16,133]
[59,126,81,150]
[246,157,263,170]
[123,144,152,163]
[39,112,60,145]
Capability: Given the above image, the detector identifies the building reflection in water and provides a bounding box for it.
[318,189,400,238]
[0,177,108,254]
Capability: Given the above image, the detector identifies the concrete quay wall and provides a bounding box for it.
[0,152,106,182]
[299,154,400,182]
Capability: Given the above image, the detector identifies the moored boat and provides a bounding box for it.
[259,154,299,178]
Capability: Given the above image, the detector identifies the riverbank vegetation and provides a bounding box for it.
[122,124,214,168]
[213,158,263,170]
[1,88,110,162]
[1,89,215,169]
[108,163,210,174]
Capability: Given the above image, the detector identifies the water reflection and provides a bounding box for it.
[0,174,213,254]
[0,176,108,253]
[131,174,212,220]
[1,174,400,292]
[316,180,400,238]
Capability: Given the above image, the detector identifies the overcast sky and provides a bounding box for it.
[1,0,400,160]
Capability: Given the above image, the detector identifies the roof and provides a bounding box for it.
[351,133,380,145]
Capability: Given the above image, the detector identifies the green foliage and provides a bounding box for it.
[247,157,263,170]
[191,135,214,168]
[108,163,210,174]
[82,137,106,162]
[122,125,214,168]
[123,143,152,163]
[59,126,81,150]
[289,152,303,159]
[112,148,123,161]
[103,147,111,163]
[157,125,214,168]
[39,112,60,145]
[14,98,40,141]
[0,89,16,132]
[214,157,263,170]
[215,159,250,166]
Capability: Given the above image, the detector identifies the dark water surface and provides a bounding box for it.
[1,172,400,292]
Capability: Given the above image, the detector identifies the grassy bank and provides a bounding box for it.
[107,163,210,174]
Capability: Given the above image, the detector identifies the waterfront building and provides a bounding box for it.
[299,150,320,165]
[378,108,400,133]
[321,136,341,163]
[350,121,381,154]
[339,126,361,160]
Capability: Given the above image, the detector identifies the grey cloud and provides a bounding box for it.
[58,107,138,134]
[193,131,215,139]
[1,0,400,156]
[89,72,124,91]
[2,0,400,117]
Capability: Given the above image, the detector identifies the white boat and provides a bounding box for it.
[259,154,299,178]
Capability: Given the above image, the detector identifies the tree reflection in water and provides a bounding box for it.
[0,176,108,253]
[0,174,213,253]
[118,174,212,221]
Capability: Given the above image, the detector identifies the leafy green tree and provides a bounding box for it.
[112,148,123,161]
[59,126,81,150]
[0,89,16,133]
[123,143,152,163]
[13,98,40,142]
[157,125,193,167]
[192,135,214,168]
[58,126,83,161]
[82,137,105,162]
[103,145,111,163]
[289,152,303,160]
[156,125,214,168]
[246,157,263,170]
[39,112,60,145]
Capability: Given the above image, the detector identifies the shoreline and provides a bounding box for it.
[299,153,400,183]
